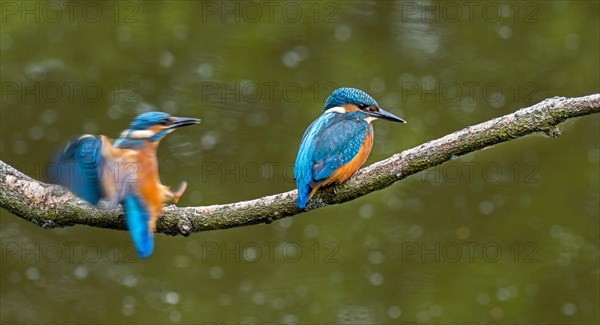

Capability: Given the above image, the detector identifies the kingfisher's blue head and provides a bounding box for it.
[323,87,406,123]
[116,111,200,146]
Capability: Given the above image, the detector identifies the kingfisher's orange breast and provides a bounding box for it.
[308,128,374,200]
[136,143,164,230]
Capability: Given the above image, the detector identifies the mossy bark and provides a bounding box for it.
[1,94,599,236]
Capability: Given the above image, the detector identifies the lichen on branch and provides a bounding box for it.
[1,94,599,236]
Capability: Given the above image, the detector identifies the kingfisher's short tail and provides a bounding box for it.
[123,195,154,259]
[296,185,312,209]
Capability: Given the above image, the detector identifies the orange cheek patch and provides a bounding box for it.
[342,104,359,112]
[148,125,165,132]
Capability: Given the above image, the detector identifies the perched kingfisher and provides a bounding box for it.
[294,87,406,208]
[50,112,200,258]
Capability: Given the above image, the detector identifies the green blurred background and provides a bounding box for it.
[1,1,598,324]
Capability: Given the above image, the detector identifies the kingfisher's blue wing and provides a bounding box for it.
[294,114,367,208]
[311,120,367,182]
[49,135,105,204]
[122,193,153,259]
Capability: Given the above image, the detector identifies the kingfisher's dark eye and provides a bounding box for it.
[358,103,369,110]
[160,119,170,126]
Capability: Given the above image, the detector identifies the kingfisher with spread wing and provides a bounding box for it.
[294,88,406,208]
[50,112,200,258]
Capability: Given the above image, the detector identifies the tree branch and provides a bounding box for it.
[1,94,599,236]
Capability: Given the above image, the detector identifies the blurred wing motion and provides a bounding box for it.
[49,135,105,204]
[47,112,199,259]
[294,114,368,208]
[50,135,154,258]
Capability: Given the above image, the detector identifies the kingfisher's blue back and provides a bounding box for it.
[50,112,200,258]
[294,88,406,208]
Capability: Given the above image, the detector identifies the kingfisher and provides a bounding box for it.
[294,87,406,209]
[50,112,200,258]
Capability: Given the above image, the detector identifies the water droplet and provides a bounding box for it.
[116,26,131,43]
[456,226,471,240]
[219,294,233,306]
[369,272,384,286]
[82,121,98,134]
[335,24,352,42]
[587,148,599,164]
[368,251,385,264]
[421,75,437,89]
[359,204,374,219]
[282,50,301,68]
[74,265,88,280]
[209,266,224,279]
[240,279,253,292]
[409,224,423,238]
[294,46,309,60]
[479,200,495,215]
[173,24,189,40]
[169,310,182,322]
[398,73,415,84]
[163,291,180,305]
[490,306,504,320]
[304,224,319,238]
[388,306,402,319]
[416,310,430,323]
[173,255,190,268]
[489,92,506,108]
[550,224,564,238]
[564,34,580,51]
[160,51,175,68]
[496,287,511,301]
[477,292,490,305]
[252,292,265,305]
[25,267,40,280]
[12,139,28,155]
[281,314,298,324]
[557,253,571,266]
[243,246,258,261]
[278,218,293,229]
[40,109,57,125]
[122,274,138,287]
[196,63,213,79]
[498,25,512,39]
[121,304,134,316]
[201,132,218,150]
[561,303,577,316]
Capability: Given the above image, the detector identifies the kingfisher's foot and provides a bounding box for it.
[168,181,188,203]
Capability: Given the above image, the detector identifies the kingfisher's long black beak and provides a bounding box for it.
[370,108,406,123]
[169,117,201,128]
